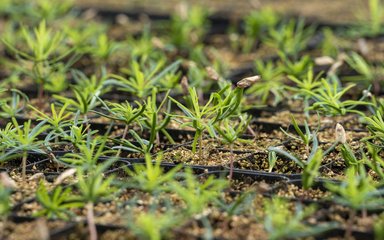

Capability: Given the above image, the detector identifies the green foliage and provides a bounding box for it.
[0,184,11,218]
[170,168,227,215]
[214,115,250,145]
[280,115,318,150]
[305,78,372,116]
[169,84,243,154]
[287,66,322,116]
[2,20,75,98]
[127,210,183,240]
[268,136,323,189]
[215,191,256,216]
[54,70,108,116]
[169,4,209,49]
[363,143,384,179]
[245,60,285,106]
[279,54,312,79]
[96,100,145,127]
[110,59,181,98]
[350,0,384,37]
[76,158,118,204]
[326,167,384,210]
[263,18,315,58]
[0,89,29,118]
[125,154,183,193]
[344,52,383,90]
[263,197,336,240]
[363,110,384,146]
[242,8,280,53]
[35,182,82,220]
[59,136,114,168]
[320,28,339,58]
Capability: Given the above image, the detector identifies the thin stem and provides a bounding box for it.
[229,143,234,180]
[116,125,129,157]
[199,134,203,159]
[22,151,27,180]
[86,202,97,240]
[345,209,355,239]
[247,125,257,139]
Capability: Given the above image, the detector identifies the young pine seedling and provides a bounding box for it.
[125,153,183,193]
[95,98,145,156]
[126,209,184,240]
[304,78,372,116]
[109,59,181,99]
[0,118,49,180]
[286,65,322,118]
[169,80,251,159]
[76,158,119,240]
[35,181,82,220]
[170,168,228,216]
[280,114,320,156]
[2,20,74,103]
[262,197,337,240]
[0,89,29,119]
[268,135,323,189]
[29,102,72,145]
[214,115,250,180]
[326,167,384,239]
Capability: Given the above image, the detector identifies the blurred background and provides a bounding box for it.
[76,0,360,24]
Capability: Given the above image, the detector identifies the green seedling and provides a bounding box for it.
[304,78,372,116]
[169,168,227,216]
[87,33,120,69]
[326,167,384,238]
[279,53,312,79]
[363,143,384,180]
[112,89,173,155]
[76,158,119,240]
[95,98,145,156]
[215,191,256,217]
[29,102,72,145]
[268,136,323,189]
[127,210,184,240]
[280,115,319,155]
[263,197,337,240]
[109,59,181,99]
[364,107,384,146]
[54,70,107,128]
[214,115,250,180]
[60,135,114,169]
[286,65,322,118]
[350,0,384,37]
[0,89,29,119]
[125,153,183,193]
[0,118,49,180]
[268,151,278,173]
[344,52,383,93]
[242,8,279,53]
[320,28,340,58]
[245,60,284,106]
[263,18,315,58]
[2,20,74,102]
[169,4,209,49]
[35,181,82,220]
[169,83,245,158]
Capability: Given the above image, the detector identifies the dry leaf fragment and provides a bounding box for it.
[335,123,346,144]
[54,168,77,186]
[237,75,261,88]
[0,172,17,189]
